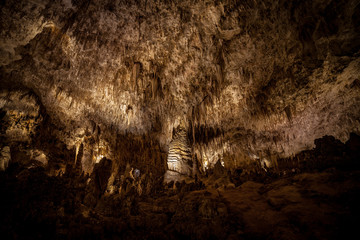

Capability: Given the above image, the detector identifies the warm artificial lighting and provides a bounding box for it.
[204,159,208,169]
[96,154,104,163]
[1,0,358,239]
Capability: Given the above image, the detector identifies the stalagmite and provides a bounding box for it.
[74,140,82,166]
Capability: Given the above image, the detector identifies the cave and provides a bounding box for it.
[1,0,360,239]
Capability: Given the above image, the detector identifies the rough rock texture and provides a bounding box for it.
[0,146,10,171]
[1,0,359,171]
[1,1,360,238]
[165,125,193,182]
[0,137,359,239]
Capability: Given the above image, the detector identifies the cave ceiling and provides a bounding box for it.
[1,0,359,168]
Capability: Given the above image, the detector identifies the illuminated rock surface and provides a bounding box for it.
[0,0,359,239]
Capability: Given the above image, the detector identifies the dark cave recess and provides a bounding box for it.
[0,133,359,240]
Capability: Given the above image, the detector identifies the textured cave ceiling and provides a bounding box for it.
[1,0,360,170]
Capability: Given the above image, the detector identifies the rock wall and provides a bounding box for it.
[1,0,360,172]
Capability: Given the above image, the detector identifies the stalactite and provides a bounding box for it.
[74,141,81,165]
[151,72,156,99]
[131,62,140,91]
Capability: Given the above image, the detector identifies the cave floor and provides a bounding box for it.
[1,165,359,240]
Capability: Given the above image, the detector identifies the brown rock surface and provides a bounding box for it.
[1,0,360,239]
[1,0,359,169]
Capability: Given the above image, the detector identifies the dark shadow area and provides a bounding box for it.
[0,134,359,240]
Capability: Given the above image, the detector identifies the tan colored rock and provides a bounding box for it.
[0,146,11,171]
[0,0,359,173]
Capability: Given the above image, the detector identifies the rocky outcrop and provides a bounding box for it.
[1,0,359,172]
[0,143,359,239]
[1,1,360,239]
[0,90,41,143]
[0,146,10,171]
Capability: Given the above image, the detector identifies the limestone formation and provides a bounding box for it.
[0,146,10,171]
[1,0,359,171]
[166,126,192,175]
[0,0,359,239]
